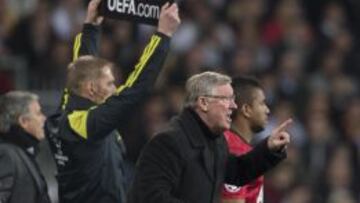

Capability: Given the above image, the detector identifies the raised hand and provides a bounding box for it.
[85,0,104,25]
[267,118,292,151]
[157,3,181,37]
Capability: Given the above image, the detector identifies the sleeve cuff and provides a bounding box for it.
[262,138,287,160]
[83,24,101,33]
[154,32,171,41]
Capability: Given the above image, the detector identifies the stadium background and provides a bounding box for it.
[0,0,359,202]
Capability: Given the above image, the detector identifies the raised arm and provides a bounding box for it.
[60,0,104,110]
[73,0,103,60]
[66,3,181,141]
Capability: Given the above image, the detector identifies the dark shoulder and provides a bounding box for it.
[0,142,20,155]
[0,143,19,166]
[152,117,187,145]
[143,118,190,160]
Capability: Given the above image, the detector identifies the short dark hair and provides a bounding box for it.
[232,76,263,106]
[66,55,114,94]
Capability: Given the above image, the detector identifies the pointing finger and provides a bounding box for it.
[274,118,293,134]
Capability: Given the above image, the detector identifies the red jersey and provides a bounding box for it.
[221,130,264,203]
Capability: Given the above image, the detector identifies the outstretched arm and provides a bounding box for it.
[225,119,292,186]
[67,3,181,141]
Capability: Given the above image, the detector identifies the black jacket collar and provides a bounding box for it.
[0,126,39,155]
[66,93,96,111]
[178,108,224,181]
[178,108,220,148]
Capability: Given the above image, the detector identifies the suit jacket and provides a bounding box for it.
[0,127,50,203]
[128,108,286,203]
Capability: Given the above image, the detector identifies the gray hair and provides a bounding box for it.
[0,91,39,133]
[184,71,232,108]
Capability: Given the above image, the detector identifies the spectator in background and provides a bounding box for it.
[302,111,336,186]
[51,0,85,41]
[281,183,313,203]
[320,2,348,40]
[221,76,270,203]
[324,145,357,203]
[6,2,56,89]
[277,50,305,101]
[229,48,254,76]
[265,161,299,203]
[0,91,50,203]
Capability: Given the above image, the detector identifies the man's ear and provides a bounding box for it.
[18,115,28,130]
[81,81,94,97]
[89,81,96,97]
[242,104,252,118]
[198,97,208,112]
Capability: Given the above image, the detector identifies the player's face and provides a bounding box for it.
[248,88,270,133]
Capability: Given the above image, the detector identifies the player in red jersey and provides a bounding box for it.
[221,76,270,203]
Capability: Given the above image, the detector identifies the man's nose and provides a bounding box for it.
[42,114,46,122]
[230,100,237,109]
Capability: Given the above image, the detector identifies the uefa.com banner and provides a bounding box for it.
[99,0,174,25]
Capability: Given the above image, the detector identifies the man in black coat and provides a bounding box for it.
[128,71,292,203]
[0,91,50,203]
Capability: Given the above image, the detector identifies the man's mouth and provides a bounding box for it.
[226,112,232,122]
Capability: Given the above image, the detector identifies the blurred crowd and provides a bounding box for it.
[0,0,359,202]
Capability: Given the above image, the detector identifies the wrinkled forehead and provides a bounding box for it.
[211,83,234,95]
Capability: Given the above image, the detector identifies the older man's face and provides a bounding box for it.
[20,101,46,140]
[203,84,237,134]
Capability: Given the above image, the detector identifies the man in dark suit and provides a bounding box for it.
[128,71,292,203]
[0,91,50,203]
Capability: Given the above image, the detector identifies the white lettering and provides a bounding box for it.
[108,0,116,11]
[129,0,136,15]
[123,0,129,12]
[138,4,144,17]
[116,0,123,12]
[145,5,151,18]
[137,3,159,19]
[108,0,160,19]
